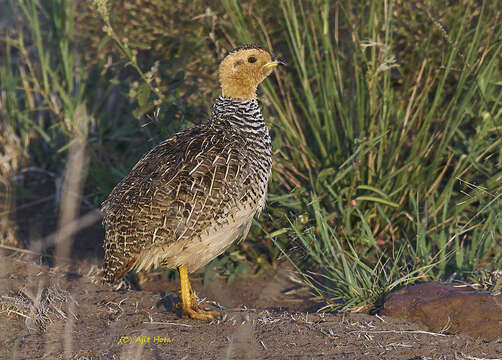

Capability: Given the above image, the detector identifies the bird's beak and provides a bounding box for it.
[263,56,287,69]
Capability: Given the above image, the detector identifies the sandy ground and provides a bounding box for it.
[1,252,501,360]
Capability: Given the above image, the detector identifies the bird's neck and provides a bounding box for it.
[209,96,265,127]
[209,96,271,152]
[220,78,256,100]
[221,84,257,101]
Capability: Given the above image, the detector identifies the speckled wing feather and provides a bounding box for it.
[102,124,257,283]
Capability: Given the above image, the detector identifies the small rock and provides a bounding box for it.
[381,282,502,341]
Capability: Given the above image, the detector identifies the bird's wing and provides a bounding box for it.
[102,125,254,282]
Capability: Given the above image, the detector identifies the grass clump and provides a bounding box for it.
[0,284,77,331]
[224,0,502,310]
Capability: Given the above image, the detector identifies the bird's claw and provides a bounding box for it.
[181,306,220,321]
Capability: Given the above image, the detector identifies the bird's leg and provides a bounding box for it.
[178,265,220,321]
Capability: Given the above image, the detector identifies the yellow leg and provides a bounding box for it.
[178,265,220,321]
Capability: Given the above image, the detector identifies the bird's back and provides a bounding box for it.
[102,97,272,283]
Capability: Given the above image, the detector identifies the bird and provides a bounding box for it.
[101,44,285,321]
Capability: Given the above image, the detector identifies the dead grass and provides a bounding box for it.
[465,270,502,295]
[0,122,25,249]
[0,283,78,332]
[0,255,501,359]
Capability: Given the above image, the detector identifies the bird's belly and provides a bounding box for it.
[132,206,257,273]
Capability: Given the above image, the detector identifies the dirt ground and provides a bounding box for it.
[1,177,501,359]
[1,251,501,360]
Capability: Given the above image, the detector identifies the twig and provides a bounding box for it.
[259,340,267,350]
[143,321,192,327]
[348,329,447,337]
[375,314,385,322]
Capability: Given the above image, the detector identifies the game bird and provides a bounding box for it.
[102,44,285,321]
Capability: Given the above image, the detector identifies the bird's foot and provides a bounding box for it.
[176,291,220,321]
[181,304,220,321]
[176,265,220,321]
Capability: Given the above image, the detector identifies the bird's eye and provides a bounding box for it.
[248,56,257,63]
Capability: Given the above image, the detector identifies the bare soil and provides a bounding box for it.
[1,252,501,360]
[1,175,501,359]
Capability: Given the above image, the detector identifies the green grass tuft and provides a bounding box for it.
[224,0,502,310]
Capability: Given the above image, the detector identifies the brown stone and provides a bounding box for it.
[381,281,502,341]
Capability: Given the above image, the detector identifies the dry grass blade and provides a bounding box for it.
[55,104,90,266]
[0,284,78,331]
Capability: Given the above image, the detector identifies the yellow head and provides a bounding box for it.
[219,45,285,100]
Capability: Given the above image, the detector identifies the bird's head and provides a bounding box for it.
[219,45,285,100]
